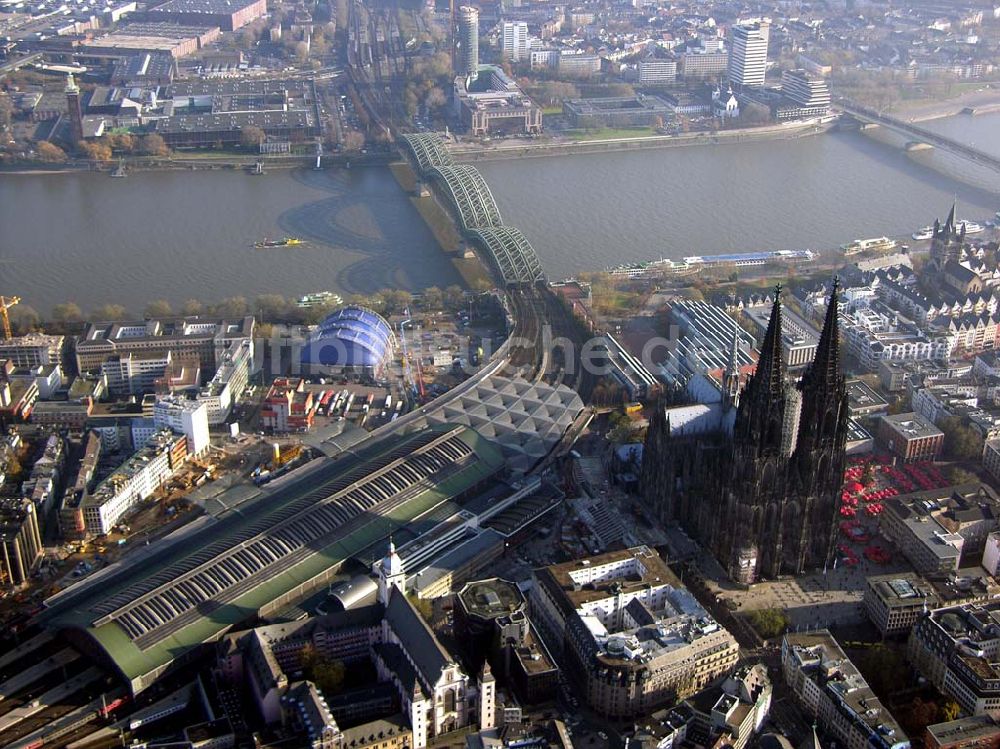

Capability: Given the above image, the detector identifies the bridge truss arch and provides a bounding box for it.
[472,227,546,286]
[431,164,504,232]
[401,133,453,173]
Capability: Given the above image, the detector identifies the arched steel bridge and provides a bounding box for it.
[471,227,546,285]
[401,133,545,285]
[432,164,504,232]
[403,132,455,172]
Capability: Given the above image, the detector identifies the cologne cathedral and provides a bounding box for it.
[641,282,848,583]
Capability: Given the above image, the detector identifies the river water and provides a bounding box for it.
[0,166,463,314]
[2,113,999,314]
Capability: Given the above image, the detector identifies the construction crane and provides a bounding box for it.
[0,296,21,339]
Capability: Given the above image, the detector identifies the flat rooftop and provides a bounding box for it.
[881,412,944,440]
[457,577,524,620]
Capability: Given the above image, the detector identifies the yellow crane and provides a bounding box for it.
[0,296,20,340]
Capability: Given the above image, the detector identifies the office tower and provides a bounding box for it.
[457,6,480,80]
[727,21,769,88]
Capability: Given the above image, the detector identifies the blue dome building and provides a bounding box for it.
[301,306,396,378]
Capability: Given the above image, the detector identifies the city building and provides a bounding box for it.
[563,95,673,128]
[864,573,999,637]
[925,715,1000,749]
[76,317,254,376]
[502,22,529,63]
[138,0,266,31]
[659,300,756,387]
[783,630,909,749]
[41,426,505,694]
[453,65,542,136]
[643,285,848,583]
[530,546,739,718]
[219,541,493,748]
[846,379,890,419]
[683,664,772,749]
[727,21,770,89]
[154,396,210,456]
[60,431,102,540]
[777,69,831,118]
[21,432,65,518]
[151,79,319,146]
[454,577,559,705]
[638,54,678,86]
[80,429,188,536]
[679,51,729,80]
[865,575,938,637]
[0,497,43,588]
[557,51,602,78]
[0,333,63,368]
[300,306,397,380]
[742,302,820,368]
[909,601,1000,718]
[877,412,945,463]
[457,6,480,80]
[261,378,315,433]
[196,338,252,425]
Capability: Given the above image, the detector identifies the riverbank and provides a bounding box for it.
[450,118,834,162]
[388,160,494,290]
[891,85,1000,122]
[0,151,395,176]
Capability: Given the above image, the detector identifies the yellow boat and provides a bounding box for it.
[255,237,303,248]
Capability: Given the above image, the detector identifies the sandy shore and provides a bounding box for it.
[892,85,1000,122]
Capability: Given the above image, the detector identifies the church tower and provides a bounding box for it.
[478,663,496,730]
[377,538,406,605]
[789,280,849,572]
[733,287,787,456]
[930,200,966,269]
[65,72,83,145]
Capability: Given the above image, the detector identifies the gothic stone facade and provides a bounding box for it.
[642,284,848,583]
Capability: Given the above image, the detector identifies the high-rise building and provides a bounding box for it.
[727,21,769,88]
[457,6,480,80]
[501,21,528,63]
[641,281,849,584]
[780,69,830,108]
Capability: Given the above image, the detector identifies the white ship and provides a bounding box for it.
[912,226,934,241]
[958,220,985,235]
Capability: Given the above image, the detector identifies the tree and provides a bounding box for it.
[422,286,443,310]
[240,125,266,150]
[92,304,128,320]
[948,466,979,485]
[0,94,13,134]
[857,644,907,698]
[384,290,413,314]
[181,299,205,316]
[9,305,40,334]
[51,302,83,323]
[745,608,790,639]
[939,416,983,461]
[444,285,465,309]
[214,296,249,317]
[608,413,635,444]
[36,141,67,162]
[342,130,365,151]
[939,699,961,722]
[255,294,290,320]
[78,140,112,161]
[139,134,170,156]
[311,660,346,694]
[424,86,447,112]
[4,454,22,479]
[145,300,173,318]
[107,133,135,153]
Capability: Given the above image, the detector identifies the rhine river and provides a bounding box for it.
[1,112,999,313]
